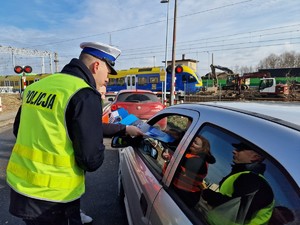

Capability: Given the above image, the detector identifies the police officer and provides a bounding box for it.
[7,42,143,225]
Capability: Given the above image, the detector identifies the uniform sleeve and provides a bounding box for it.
[66,88,104,172]
[13,106,22,137]
[102,123,126,137]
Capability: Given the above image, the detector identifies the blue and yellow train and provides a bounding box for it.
[107,65,203,96]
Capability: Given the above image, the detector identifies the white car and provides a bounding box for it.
[113,102,300,225]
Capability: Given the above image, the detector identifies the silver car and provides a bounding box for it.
[113,102,300,225]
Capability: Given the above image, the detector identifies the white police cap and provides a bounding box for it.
[80,42,121,75]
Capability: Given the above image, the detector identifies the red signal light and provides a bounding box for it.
[175,65,183,73]
[23,66,32,73]
[14,66,23,74]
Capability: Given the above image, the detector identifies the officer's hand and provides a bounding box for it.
[125,125,144,137]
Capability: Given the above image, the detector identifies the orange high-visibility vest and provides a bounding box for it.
[173,154,208,192]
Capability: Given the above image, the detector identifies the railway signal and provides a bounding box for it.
[23,66,33,73]
[14,65,32,74]
[14,66,23,74]
[13,65,32,95]
[166,65,183,74]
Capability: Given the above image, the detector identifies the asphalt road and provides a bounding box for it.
[0,125,128,225]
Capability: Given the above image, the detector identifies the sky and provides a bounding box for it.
[0,0,299,75]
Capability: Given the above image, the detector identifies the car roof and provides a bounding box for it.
[203,101,300,127]
[117,89,155,94]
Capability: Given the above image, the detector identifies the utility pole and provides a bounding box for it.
[54,52,59,73]
[170,0,177,106]
[160,0,170,105]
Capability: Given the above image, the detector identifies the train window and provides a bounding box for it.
[138,77,147,86]
[0,81,4,86]
[150,77,159,84]
[108,79,115,86]
[188,75,197,82]
[117,78,125,86]
[14,81,19,87]
[182,75,196,83]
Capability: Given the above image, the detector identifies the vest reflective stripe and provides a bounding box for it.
[7,161,83,189]
[173,154,207,192]
[6,73,91,202]
[11,143,75,167]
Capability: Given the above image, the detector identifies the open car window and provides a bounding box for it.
[135,114,192,177]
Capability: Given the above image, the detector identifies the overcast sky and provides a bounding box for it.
[0,0,299,75]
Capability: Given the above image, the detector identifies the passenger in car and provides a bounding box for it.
[172,135,216,208]
[201,142,274,225]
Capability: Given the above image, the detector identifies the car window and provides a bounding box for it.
[169,124,299,225]
[117,93,159,102]
[135,115,192,177]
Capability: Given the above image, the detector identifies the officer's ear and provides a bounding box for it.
[92,61,100,73]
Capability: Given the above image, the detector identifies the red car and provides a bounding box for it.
[110,89,166,127]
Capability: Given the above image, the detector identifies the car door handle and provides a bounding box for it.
[140,193,148,216]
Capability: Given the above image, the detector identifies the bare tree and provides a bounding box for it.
[258,51,300,68]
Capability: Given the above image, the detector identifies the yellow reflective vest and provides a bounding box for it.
[7,73,91,202]
[207,171,274,225]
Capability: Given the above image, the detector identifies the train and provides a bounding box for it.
[107,65,203,98]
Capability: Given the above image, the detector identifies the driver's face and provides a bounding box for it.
[233,149,257,164]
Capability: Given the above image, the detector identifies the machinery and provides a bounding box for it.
[209,65,292,98]
[258,78,289,96]
[209,64,248,93]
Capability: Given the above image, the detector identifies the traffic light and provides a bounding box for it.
[14,65,32,74]
[14,66,23,74]
[175,65,183,73]
[23,66,32,73]
[166,65,172,73]
[166,65,183,74]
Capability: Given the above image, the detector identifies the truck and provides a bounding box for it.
[258,77,290,97]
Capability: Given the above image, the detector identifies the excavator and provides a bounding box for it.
[209,64,247,94]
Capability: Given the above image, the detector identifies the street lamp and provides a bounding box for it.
[160,0,170,105]
[161,0,177,106]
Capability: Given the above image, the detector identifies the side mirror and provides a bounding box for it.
[111,136,130,148]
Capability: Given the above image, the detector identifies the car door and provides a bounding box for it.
[146,110,203,225]
[119,144,162,225]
